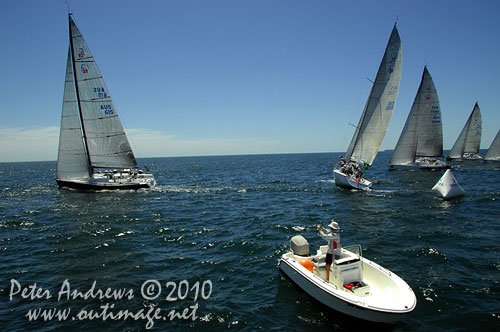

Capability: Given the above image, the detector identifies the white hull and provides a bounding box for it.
[447,153,483,161]
[279,246,416,323]
[57,171,155,190]
[389,159,450,171]
[333,169,372,190]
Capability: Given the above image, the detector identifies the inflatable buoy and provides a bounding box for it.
[432,169,465,199]
[298,258,314,273]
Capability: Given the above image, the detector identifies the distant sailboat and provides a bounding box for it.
[334,24,402,190]
[484,129,500,161]
[389,67,449,170]
[56,15,155,190]
[446,103,482,161]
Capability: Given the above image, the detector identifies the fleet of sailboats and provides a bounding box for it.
[56,15,155,190]
[447,103,483,161]
[388,66,449,170]
[52,15,497,194]
[334,23,402,190]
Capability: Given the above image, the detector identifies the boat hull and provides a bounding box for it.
[56,176,155,191]
[333,170,372,190]
[389,161,450,171]
[446,153,482,161]
[279,254,415,323]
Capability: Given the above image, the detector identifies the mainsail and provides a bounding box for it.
[485,129,500,161]
[68,15,137,170]
[448,103,482,159]
[389,67,442,165]
[56,49,91,180]
[345,24,402,166]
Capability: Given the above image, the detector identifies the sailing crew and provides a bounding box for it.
[338,155,346,169]
[317,220,340,282]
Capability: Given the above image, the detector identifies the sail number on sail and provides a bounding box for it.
[101,105,114,115]
[386,101,395,111]
[93,87,108,98]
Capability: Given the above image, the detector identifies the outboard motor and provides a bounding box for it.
[290,235,309,256]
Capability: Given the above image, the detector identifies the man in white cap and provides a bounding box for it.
[317,220,340,282]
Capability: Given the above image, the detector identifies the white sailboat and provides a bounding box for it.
[56,15,155,190]
[389,67,449,170]
[484,129,500,161]
[334,24,402,190]
[446,103,482,161]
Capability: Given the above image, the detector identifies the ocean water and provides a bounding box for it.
[1,152,499,331]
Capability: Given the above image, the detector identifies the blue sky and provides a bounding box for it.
[1,0,499,162]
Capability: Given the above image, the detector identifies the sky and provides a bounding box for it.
[1,0,499,162]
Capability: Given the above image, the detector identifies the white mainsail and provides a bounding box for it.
[485,129,500,161]
[345,24,402,166]
[69,16,137,170]
[56,49,91,180]
[448,103,482,159]
[389,66,442,165]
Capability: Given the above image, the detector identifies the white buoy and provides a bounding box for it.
[432,169,465,199]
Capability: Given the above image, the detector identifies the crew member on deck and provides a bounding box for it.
[317,220,340,282]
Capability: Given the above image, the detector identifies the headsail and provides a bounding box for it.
[485,129,500,161]
[346,24,402,166]
[389,66,442,165]
[69,15,138,169]
[56,49,91,180]
[448,103,482,159]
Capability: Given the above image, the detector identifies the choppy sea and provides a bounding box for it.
[1,151,499,331]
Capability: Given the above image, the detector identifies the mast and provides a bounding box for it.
[68,14,93,175]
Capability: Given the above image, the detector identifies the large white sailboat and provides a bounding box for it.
[484,129,500,161]
[334,24,402,190]
[446,103,482,161]
[388,67,449,170]
[56,15,155,190]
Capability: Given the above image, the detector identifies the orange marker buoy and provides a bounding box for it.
[298,258,314,273]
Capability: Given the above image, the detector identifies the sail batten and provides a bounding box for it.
[345,24,402,166]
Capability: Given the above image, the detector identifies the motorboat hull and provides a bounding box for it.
[279,249,416,324]
[333,170,372,190]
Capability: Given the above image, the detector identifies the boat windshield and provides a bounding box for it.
[342,244,362,259]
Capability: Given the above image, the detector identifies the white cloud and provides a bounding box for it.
[0,126,286,162]
[0,127,59,162]
[126,128,283,157]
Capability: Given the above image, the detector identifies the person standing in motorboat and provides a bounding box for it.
[317,220,340,282]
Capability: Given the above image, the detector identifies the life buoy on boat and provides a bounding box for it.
[298,258,314,273]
